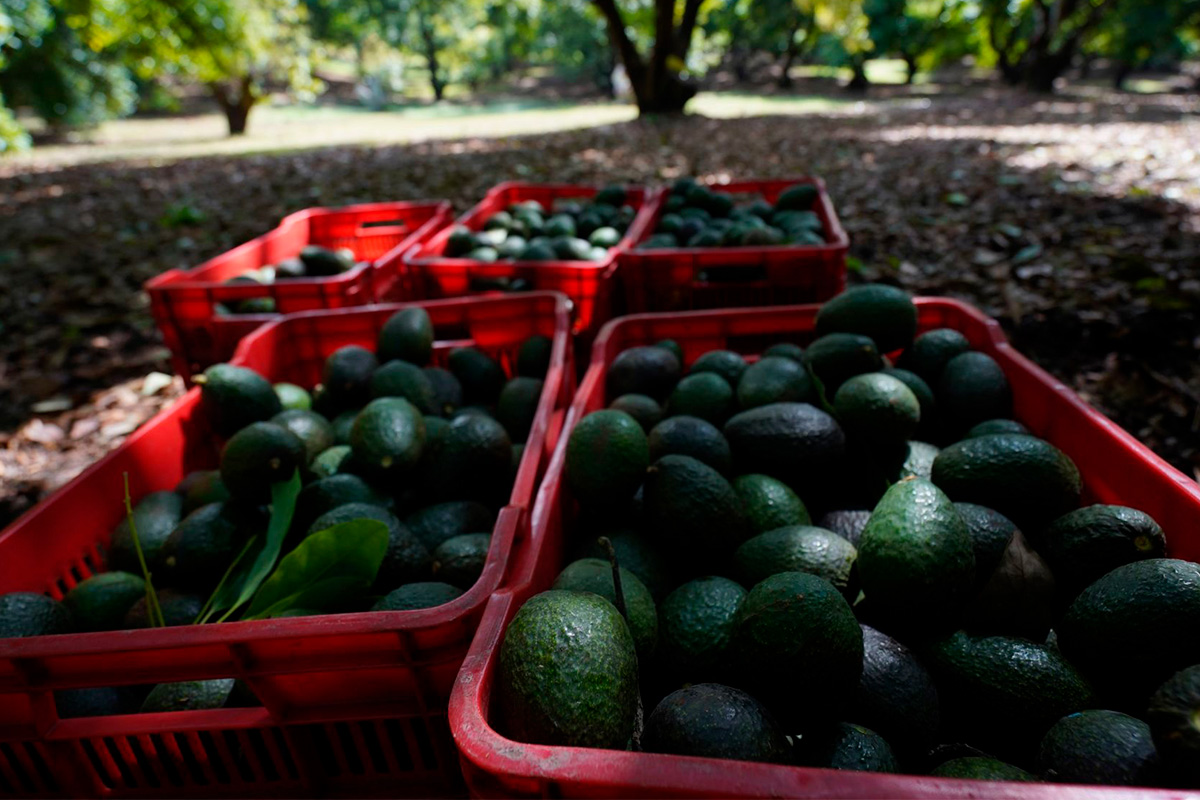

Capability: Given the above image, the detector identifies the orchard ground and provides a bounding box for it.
[1,74,1198,526]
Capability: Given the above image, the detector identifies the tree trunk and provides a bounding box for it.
[1024,44,1076,93]
[634,71,696,114]
[847,59,870,92]
[417,7,444,101]
[211,77,257,137]
[1113,60,1133,90]
[776,14,807,89]
[903,52,918,84]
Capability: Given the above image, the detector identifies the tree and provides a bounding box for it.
[1089,0,1200,88]
[531,0,613,92]
[591,0,709,114]
[814,0,873,90]
[704,0,816,87]
[981,0,1119,92]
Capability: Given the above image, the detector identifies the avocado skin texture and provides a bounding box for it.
[141,679,236,713]
[736,357,814,410]
[372,582,463,611]
[496,590,638,749]
[0,592,73,638]
[1038,710,1159,786]
[160,501,263,589]
[802,333,883,394]
[1147,664,1200,784]
[405,501,494,551]
[852,624,940,749]
[688,349,747,386]
[565,410,650,508]
[199,363,282,437]
[938,352,1013,434]
[925,630,1095,761]
[805,722,898,773]
[1039,505,1167,595]
[896,328,971,384]
[432,533,490,590]
[1057,558,1200,701]
[553,558,657,661]
[608,394,663,433]
[63,572,146,632]
[723,402,845,490]
[219,421,306,503]
[605,346,681,403]
[447,348,506,406]
[322,345,378,412]
[817,510,872,547]
[953,502,1018,588]
[348,397,426,481]
[734,473,810,534]
[647,415,732,475]
[931,433,1081,531]
[734,526,857,598]
[377,307,433,366]
[643,455,747,569]
[815,284,917,354]
[930,757,1034,781]
[109,490,183,574]
[643,683,790,764]
[656,577,746,683]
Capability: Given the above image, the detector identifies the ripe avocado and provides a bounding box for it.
[553,558,658,660]
[816,285,918,354]
[294,474,384,534]
[349,397,426,482]
[953,502,1018,585]
[322,345,378,412]
[405,501,494,551]
[763,342,805,362]
[372,582,463,611]
[644,684,789,764]
[724,402,845,489]
[1039,505,1166,595]
[108,490,183,574]
[931,433,1081,530]
[817,510,872,546]
[657,577,746,682]
[608,394,664,432]
[197,363,282,437]
[930,757,1033,781]
[123,589,205,628]
[688,349,747,386]
[899,440,940,480]
[1039,710,1159,785]
[853,624,940,748]
[1057,559,1200,699]
[378,308,434,366]
[806,723,898,772]
[774,183,819,211]
[834,372,921,445]
[857,479,975,634]
[926,630,1095,760]
[647,415,732,475]
[141,679,236,712]
[496,590,639,748]
[1147,665,1200,784]
[370,360,438,415]
[735,526,857,598]
[63,572,146,632]
[177,470,230,514]
[219,421,306,502]
[447,347,506,406]
[731,571,863,721]
[431,533,490,589]
[308,503,431,590]
[938,352,1013,434]
[668,372,735,425]
[160,501,263,589]
[424,366,463,416]
[517,335,553,378]
[571,529,674,602]
[0,593,73,638]
[273,382,312,411]
[606,346,681,402]
[967,418,1029,438]
[896,328,971,383]
[802,333,883,394]
[733,473,811,534]
[565,410,650,507]
[271,409,335,464]
[882,367,936,431]
[422,413,513,504]
[737,356,814,409]
[643,455,747,567]
[496,377,544,443]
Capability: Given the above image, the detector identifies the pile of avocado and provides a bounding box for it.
[637,178,827,250]
[495,284,1200,789]
[0,306,553,718]
[441,185,636,267]
[215,245,365,315]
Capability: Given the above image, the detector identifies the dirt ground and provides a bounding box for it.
[1,80,1198,528]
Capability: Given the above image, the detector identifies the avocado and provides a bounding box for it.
[271,409,335,465]
[1039,710,1159,785]
[445,226,478,256]
[553,558,657,659]
[496,377,544,443]
[882,367,936,430]
[571,529,674,602]
[197,363,282,437]
[735,526,857,597]
[806,722,897,772]
[424,367,463,416]
[606,346,682,402]
[141,679,236,712]
[108,490,183,574]
[608,394,664,432]
[483,212,513,231]
[405,501,494,551]
[953,502,1018,586]
[431,533,490,589]
[774,183,819,211]
[937,352,1012,434]
[930,757,1034,781]
[311,445,353,478]
[1039,505,1167,595]
[0,592,73,638]
[422,413,513,504]
[731,571,863,722]
[816,285,918,354]
[896,328,971,384]
[160,501,263,589]
[63,572,147,632]
[802,333,884,394]
[372,582,463,610]
[447,347,506,406]
[177,470,230,514]
[644,684,789,764]
[644,455,747,567]
[308,503,431,590]
[967,418,1029,438]
[299,245,354,276]
[517,242,556,261]
[349,397,426,482]
[931,433,1081,530]
[653,339,685,364]
[589,226,621,248]
[565,410,650,507]
[377,308,435,366]
[737,356,814,409]
[724,402,845,489]
[370,360,438,415]
[123,589,205,628]
[273,256,306,279]
[330,409,359,445]
[926,630,1095,760]
[853,624,940,748]
[817,510,872,546]
[322,345,378,412]
[594,185,627,207]
[56,687,133,718]
[544,214,576,238]
[656,577,746,683]
[968,526,1056,641]
[1058,559,1200,700]
[219,421,306,502]
[294,473,385,534]
[647,415,733,475]
[899,441,940,480]
[733,473,811,534]
[274,382,312,411]
[668,372,735,425]
[496,590,639,748]
[516,335,553,378]
[688,349,747,386]
[834,372,921,445]
[1147,664,1200,784]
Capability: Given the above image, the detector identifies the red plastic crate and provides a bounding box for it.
[449,298,1200,799]
[402,183,653,337]
[0,293,573,797]
[146,201,452,377]
[620,178,849,313]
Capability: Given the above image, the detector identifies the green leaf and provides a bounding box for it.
[945,192,969,207]
[242,519,389,621]
[845,255,864,274]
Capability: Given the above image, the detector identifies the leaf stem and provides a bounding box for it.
[123,473,166,628]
